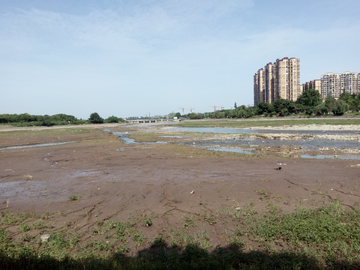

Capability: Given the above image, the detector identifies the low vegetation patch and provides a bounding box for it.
[69,195,80,202]
[1,202,360,269]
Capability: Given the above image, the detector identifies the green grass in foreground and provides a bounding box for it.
[178,118,360,128]
[1,202,360,269]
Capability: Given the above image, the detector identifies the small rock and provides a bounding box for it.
[40,234,51,242]
[24,174,33,181]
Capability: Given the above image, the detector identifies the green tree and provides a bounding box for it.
[296,89,322,107]
[105,116,122,123]
[324,95,349,115]
[89,112,104,124]
[189,113,204,119]
[273,98,295,116]
[257,102,274,115]
[314,103,328,115]
[339,91,357,111]
[333,100,349,115]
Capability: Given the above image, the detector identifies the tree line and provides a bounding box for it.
[0,113,125,127]
[186,90,360,119]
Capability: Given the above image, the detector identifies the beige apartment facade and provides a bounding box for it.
[321,73,341,98]
[264,62,275,103]
[340,72,359,95]
[320,72,359,98]
[254,57,300,105]
[301,72,360,100]
[253,69,265,106]
[303,79,321,93]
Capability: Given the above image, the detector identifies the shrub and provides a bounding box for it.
[89,113,104,124]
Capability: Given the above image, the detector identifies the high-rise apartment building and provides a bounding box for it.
[340,72,359,95]
[321,73,341,98]
[303,79,321,93]
[254,57,300,105]
[321,72,359,98]
[264,62,275,103]
[253,69,264,105]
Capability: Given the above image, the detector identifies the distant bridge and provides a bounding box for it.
[125,119,179,124]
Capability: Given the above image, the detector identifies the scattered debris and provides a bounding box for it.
[276,161,286,166]
[40,234,51,242]
[6,198,9,208]
[346,164,360,168]
[190,190,194,194]
[23,174,33,181]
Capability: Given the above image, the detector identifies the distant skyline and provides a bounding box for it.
[1,0,360,119]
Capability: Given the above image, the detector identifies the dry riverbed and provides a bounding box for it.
[0,123,360,263]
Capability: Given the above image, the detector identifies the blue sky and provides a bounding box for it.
[1,0,359,119]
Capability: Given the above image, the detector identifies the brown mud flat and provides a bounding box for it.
[1,125,360,255]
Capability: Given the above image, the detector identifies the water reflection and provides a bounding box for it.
[0,141,76,151]
[113,132,166,145]
[197,146,255,155]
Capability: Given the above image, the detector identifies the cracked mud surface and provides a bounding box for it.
[1,124,360,254]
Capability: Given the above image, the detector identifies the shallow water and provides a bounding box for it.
[112,129,360,160]
[174,127,360,159]
[0,141,76,151]
[197,146,255,155]
[184,137,359,151]
[173,126,360,135]
[113,132,167,145]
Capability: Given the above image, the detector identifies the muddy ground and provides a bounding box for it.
[1,124,360,254]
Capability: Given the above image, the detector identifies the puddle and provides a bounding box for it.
[175,127,256,134]
[301,154,360,160]
[197,146,255,155]
[0,141,76,151]
[245,138,360,150]
[173,127,360,135]
[113,132,167,145]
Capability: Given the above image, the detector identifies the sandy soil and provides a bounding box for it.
[1,124,360,253]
